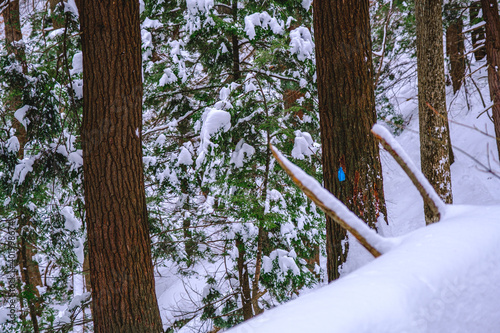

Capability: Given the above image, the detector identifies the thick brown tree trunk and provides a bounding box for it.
[480,0,500,160]
[446,19,466,93]
[470,1,487,61]
[312,0,388,282]
[79,0,163,332]
[416,0,453,224]
[3,2,42,331]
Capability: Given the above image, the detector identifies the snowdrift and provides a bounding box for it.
[227,204,500,332]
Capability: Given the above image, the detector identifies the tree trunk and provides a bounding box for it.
[3,2,43,331]
[312,0,388,282]
[236,238,253,320]
[480,0,500,160]
[416,0,453,224]
[470,1,487,61]
[446,18,465,93]
[231,0,240,82]
[49,0,64,29]
[79,0,163,331]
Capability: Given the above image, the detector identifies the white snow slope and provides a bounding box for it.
[227,204,500,333]
[224,55,500,333]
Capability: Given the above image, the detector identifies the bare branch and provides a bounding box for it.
[270,145,397,258]
[371,124,447,221]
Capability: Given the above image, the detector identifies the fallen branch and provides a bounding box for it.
[270,145,396,257]
[371,124,447,221]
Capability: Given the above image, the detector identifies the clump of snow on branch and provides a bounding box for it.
[61,206,81,232]
[159,68,178,86]
[289,26,314,61]
[230,139,255,168]
[14,105,30,129]
[244,12,285,40]
[195,108,231,168]
[291,130,317,160]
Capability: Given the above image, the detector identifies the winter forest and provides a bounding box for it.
[1,0,500,332]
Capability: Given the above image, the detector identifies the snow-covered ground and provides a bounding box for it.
[223,60,500,332]
[227,204,500,333]
[153,55,500,331]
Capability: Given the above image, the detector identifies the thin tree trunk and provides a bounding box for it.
[416,0,453,224]
[231,0,240,82]
[49,0,64,29]
[79,0,163,331]
[312,0,388,282]
[3,2,42,331]
[230,1,258,319]
[470,1,487,61]
[236,238,253,320]
[446,18,465,93]
[480,0,500,160]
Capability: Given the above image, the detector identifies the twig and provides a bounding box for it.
[428,101,500,142]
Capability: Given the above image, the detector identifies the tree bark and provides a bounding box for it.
[236,238,253,321]
[79,0,163,331]
[446,19,465,93]
[470,1,487,61]
[416,0,453,224]
[480,0,500,160]
[312,0,388,282]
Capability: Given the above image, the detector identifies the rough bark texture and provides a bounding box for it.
[79,0,163,332]
[3,2,42,331]
[446,19,465,93]
[480,0,500,160]
[470,1,487,61]
[416,0,453,224]
[312,0,387,282]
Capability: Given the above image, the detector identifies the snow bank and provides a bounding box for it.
[227,204,500,332]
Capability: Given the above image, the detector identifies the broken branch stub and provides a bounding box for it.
[371,124,447,222]
[270,145,396,258]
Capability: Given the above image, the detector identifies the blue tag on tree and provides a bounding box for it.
[338,167,346,182]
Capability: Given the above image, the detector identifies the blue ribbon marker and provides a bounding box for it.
[338,167,346,182]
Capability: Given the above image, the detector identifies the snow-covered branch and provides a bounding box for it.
[270,145,396,257]
[372,124,447,221]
